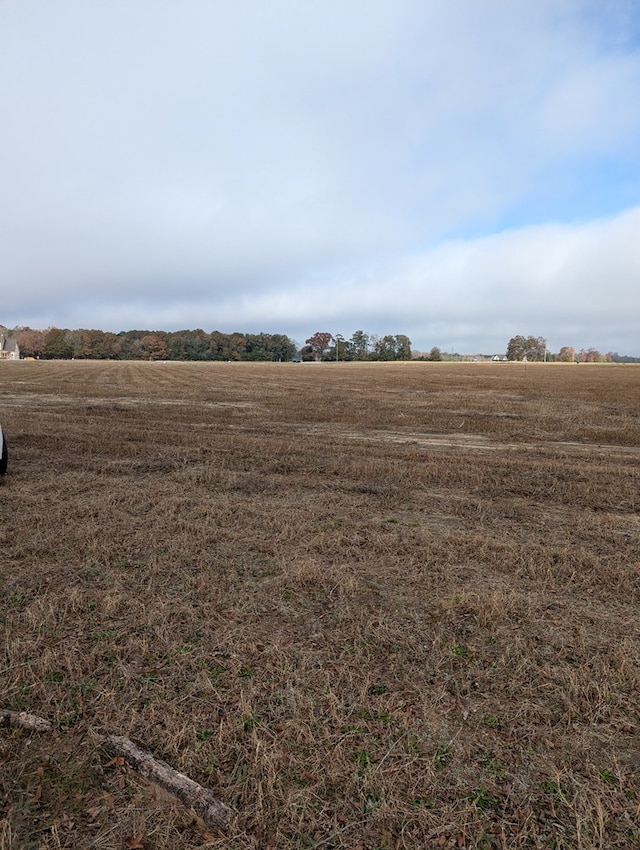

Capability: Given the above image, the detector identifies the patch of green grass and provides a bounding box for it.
[478,751,507,778]
[93,629,121,640]
[242,714,259,733]
[184,633,201,645]
[410,796,433,809]
[597,767,618,785]
[469,785,498,811]
[340,724,366,734]
[59,711,83,728]
[357,709,393,724]
[141,671,159,682]
[363,789,380,812]
[196,728,215,741]
[403,734,420,755]
[46,671,64,683]
[354,749,372,770]
[543,779,571,804]
[434,744,453,766]
[72,678,96,694]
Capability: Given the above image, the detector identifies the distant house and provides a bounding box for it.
[0,333,20,360]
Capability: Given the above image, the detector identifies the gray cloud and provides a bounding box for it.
[2,0,640,353]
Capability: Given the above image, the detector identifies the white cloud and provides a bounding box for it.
[196,206,640,353]
[1,0,640,353]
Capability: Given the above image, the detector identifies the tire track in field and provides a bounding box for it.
[302,425,640,458]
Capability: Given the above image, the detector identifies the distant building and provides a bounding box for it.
[0,333,20,360]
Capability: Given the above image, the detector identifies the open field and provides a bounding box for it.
[1,360,639,849]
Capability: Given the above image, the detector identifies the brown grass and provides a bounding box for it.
[1,360,639,849]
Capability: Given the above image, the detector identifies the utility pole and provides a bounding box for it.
[335,334,343,362]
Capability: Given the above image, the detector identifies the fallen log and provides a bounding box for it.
[0,709,52,732]
[103,735,236,831]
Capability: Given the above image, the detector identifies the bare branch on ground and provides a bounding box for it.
[0,709,53,732]
[102,734,236,831]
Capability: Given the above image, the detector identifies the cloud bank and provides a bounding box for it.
[2,0,640,353]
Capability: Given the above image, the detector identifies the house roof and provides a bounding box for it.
[0,334,19,352]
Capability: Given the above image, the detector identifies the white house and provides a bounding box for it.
[0,334,20,360]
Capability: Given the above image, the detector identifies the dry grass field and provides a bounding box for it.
[1,360,639,850]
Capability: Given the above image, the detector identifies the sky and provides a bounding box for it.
[2,0,640,355]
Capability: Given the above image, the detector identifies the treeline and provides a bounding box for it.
[12,327,298,362]
[505,335,638,363]
[303,330,413,361]
[6,325,415,362]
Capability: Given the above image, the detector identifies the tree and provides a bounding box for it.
[324,334,349,361]
[299,344,315,362]
[395,334,412,360]
[43,327,73,359]
[369,334,412,361]
[208,331,247,360]
[15,327,45,359]
[526,336,547,361]
[506,335,546,361]
[208,331,228,360]
[66,329,119,359]
[428,346,442,361]
[118,331,147,360]
[245,332,296,361]
[139,333,169,361]
[66,329,89,359]
[305,332,333,360]
[506,335,526,361]
[348,330,370,361]
[372,335,398,360]
[245,333,271,361]
[557,346,575,363]
[577,348,610,363]
[167,329,211,361]
[265,333,297,361]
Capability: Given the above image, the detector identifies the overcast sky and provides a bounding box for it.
[2,1,640,354]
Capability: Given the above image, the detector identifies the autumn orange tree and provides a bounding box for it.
[305,331,333,360]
